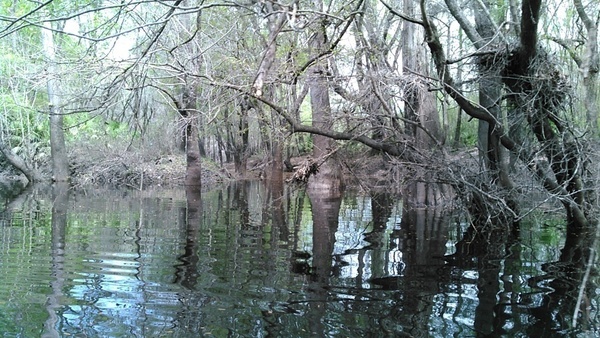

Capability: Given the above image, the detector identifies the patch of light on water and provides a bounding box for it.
[462,270,478,280]
[443,313,475,328]
[387,250,405,275]
[445,241,456,256]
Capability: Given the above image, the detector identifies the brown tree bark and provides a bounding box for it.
[306,2,343,195]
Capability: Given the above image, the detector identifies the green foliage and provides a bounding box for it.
[446,107,478,148]
[65,113,131,143]
[0,90,49,151]
[288,133,312,155]
[299,134,313,153]
[299,99,312,125]
[459,120,478,147]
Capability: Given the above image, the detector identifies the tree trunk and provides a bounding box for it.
[42,22,69,182]
[574,0,599,135]
[183,82,202,186]
[178,114,187,153]
[474,0,514,190]
[307,4,343,195]
[402,0,441,147]
[234,96,251,177]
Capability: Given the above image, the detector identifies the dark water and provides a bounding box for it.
[0,181,598,337]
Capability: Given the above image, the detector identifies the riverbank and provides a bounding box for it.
[67,150,396,191]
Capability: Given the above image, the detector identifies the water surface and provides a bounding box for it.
[0,181,597,337]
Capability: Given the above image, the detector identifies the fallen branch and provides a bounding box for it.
[287,158,319,183]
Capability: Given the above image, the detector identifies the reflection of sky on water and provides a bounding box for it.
[64,252,185,336]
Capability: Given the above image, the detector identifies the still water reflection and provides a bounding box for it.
[0,181,598,337]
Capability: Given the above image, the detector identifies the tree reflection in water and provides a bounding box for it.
[441,191,599,336]
[306,190,342,337]
[43,182,69,338]
[527,223,599,336]
[172,185,209,335]
[2,181,598,336]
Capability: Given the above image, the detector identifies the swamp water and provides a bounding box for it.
[0,181,597,337]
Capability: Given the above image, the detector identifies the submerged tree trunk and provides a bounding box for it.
[42,22,69,182]
[307,192,341,335]
[174,186,202,288]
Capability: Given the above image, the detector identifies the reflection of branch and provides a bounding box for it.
[572,223,600,327]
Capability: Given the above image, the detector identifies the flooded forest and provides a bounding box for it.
[0,0,599,337]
